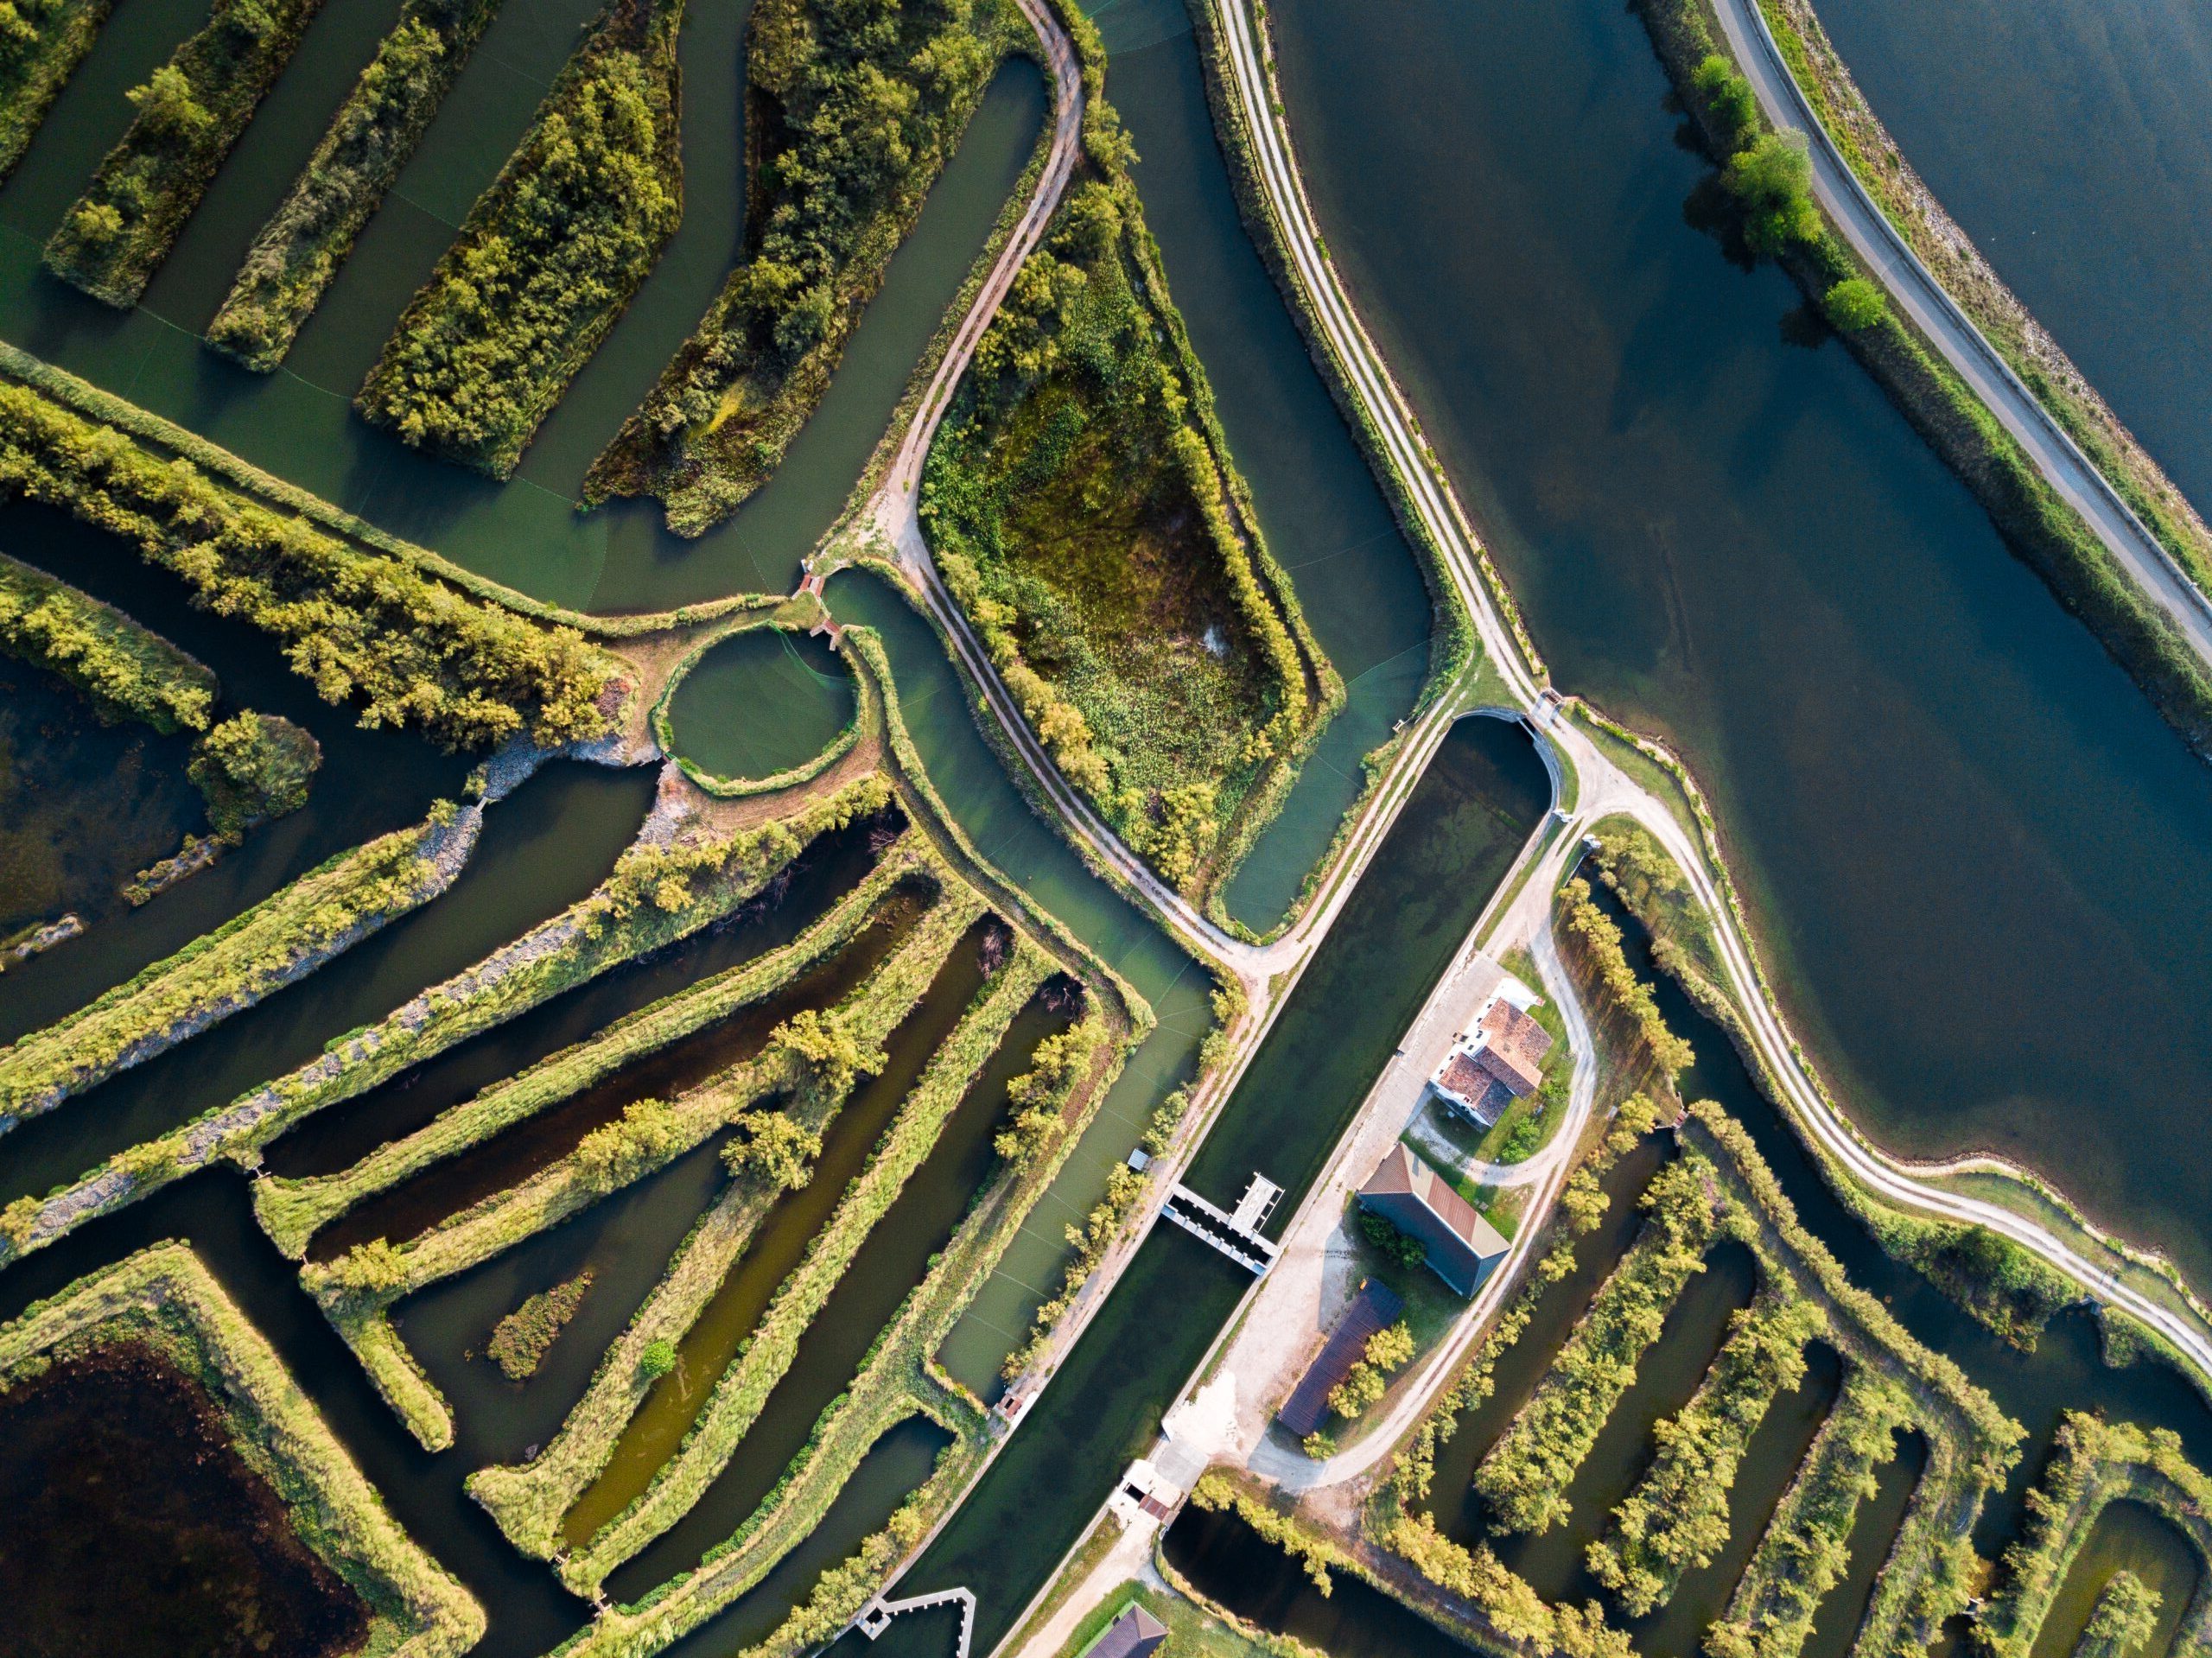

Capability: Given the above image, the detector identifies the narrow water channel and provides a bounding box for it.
[1080,0,1434,934]
[594,939,1033,1601]
[2024,1497,2202,1658]
[563,914,998,1556]
[1812,0,2212,523]
[261,810,895,1178]
[0,10,1046,612]
[1266,0,2212,1290]
[0,762,653,1208]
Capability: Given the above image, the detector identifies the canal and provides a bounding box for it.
[1264,0,2212,1289]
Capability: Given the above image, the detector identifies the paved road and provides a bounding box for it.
[1205,0,2212,1409]
[1711,0,2212,664]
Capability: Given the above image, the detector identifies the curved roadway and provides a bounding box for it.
[1713,0,2212,661]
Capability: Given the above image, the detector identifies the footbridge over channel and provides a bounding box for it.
[1159,1173,1282,1274]
[855,1587,977,1658]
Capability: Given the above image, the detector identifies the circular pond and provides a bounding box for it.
[664,628,856,784]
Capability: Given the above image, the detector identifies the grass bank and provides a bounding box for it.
[0,1242,484,1656]
[356,0,683,478]
[206,0,507,371]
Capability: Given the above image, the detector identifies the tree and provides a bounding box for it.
[772,1008,882,1099]
[723,1109,820,1191]
[1690,54,1757,147]
[126,63,210,139]
[1358,1208,1426,1270]
[321,1237,408,1299]
[1365,1321,1415,1373]
[1821,276,1887,332]
[639,1337,678,1380]
[1725,132,1820,255]
[189,711,322,840]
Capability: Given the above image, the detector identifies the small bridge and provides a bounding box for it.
[855,1587,977,1658]
[1159,1173,1282,1274]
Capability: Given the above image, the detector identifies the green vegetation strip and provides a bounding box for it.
[44,0,327,305]
[255,838,918,1259]
[0,376,620,746]
[0,549,216,731]
[0,810,463,1137]
[560,988,1138,1656]
[1585,1291,1824,1615]
[308,887,982,1450]
[5,775,886,1281]
[921,60,1335,901]
[1978,1413,2212,1658]
[466,847,948,1557]
[1469,1156,1719,1535]
[2071,1571,2162,1658]
[0,1242,484,1656]
[357,0,682,477]
[591,0,1016,530]
[560,936,1048,1593]
[1705,1364,1908,1658]
[0,0,112,181]
[488,1270,593,1381]
[207,0,508,371]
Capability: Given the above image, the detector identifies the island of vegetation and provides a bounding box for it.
[0,0,113,182]
[207,0,508,371]
[43,0,326,306]
[920,98,1333,899]
[588,0,1014,532]
[355,0,683,477]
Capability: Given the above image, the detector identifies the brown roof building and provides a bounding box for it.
[1358,1144,1510,1294]
[1431,997,1553,1127]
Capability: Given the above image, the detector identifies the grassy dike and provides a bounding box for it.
[251,837,924,1259]
[1636,0,2212,761]
[1747,0,2212,616]
[0,773,887,1274]
[0,1242,484,1658]
[42,0,327,305]
[205,0,508,371]
[356,0,683,478]
[0,0,112,181]
[918,0,1338,910]
[1977,1413,2212,1658]
[0,807,470,1139]
[550,935,1050,1593]
[0,370,626,748]
[302,832,979,1452]
[588,0,1021,532]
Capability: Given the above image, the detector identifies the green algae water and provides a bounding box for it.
[1813,0,2212,524]
[1079,0,1434,936]
[1267,0,2212,1291]
[663,627,855,784]
[0,15,1045,611]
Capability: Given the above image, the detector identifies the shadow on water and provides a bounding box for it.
[0,761,654,1208]
[0,500,469,1044]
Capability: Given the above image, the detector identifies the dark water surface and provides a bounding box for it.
[664,628,855,785]
[1268,0,2212,1286]
[1813,0,2212,524]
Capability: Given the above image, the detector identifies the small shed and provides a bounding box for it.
[1086,1604,1168,1658]
[1274,1278,1406,1439]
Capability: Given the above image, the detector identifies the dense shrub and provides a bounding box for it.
[0,379,617,746]
[1471,1157,1718,1534]
[0,549,215,732]
[0,0,111,182]
[591,0,1002,529]
[1821,276,1887,333]
[207,0,505,370]
[189,709,321,838]
[43,0,325,304]
[1899,1223,2073,1351]
[1359,1206,1427,1271]
[486,1272,593,1381]
[357,0,682,477]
